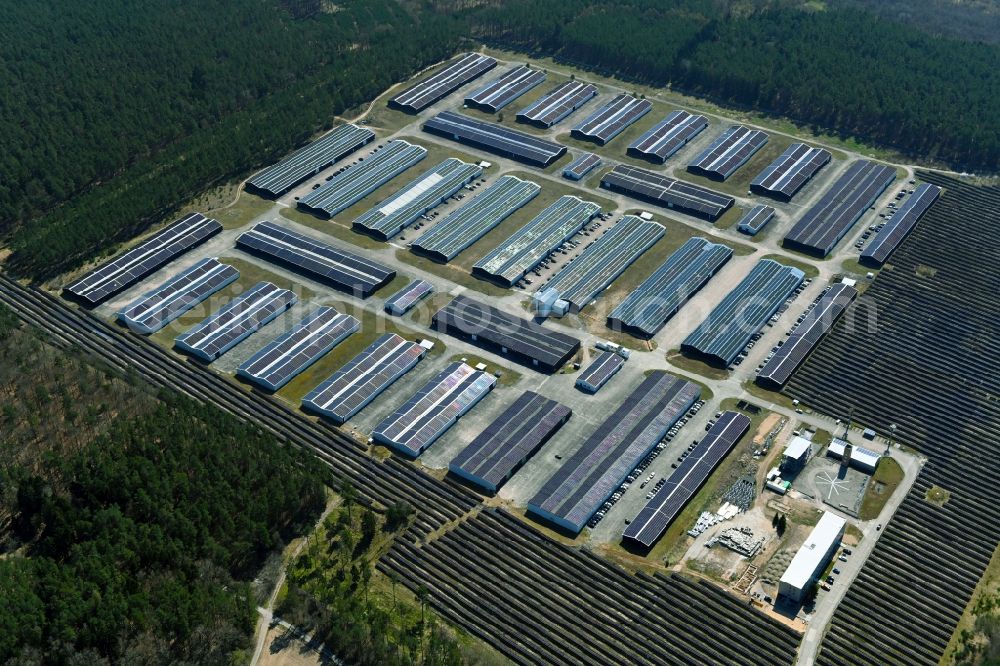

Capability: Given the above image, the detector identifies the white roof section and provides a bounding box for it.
[780,512,846,589]
[828,438,882,468]
[784,435,811,460]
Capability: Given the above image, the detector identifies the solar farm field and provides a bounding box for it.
[787,173,1000,666]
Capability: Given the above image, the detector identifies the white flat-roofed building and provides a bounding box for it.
[827,438,881,473]
[782,435,812,470]
[779,511,846,602]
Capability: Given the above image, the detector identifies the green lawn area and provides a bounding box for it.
[446,353,521,387]
[925,485,951,507]
[665,348,729,381]
[741,379,796,410]
[205,189,276,230]
[761,253,820,279]
[858,456,905,520]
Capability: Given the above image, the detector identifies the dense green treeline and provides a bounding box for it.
[4,0,462,279]
[0,313,327,664]
[468,0,1000,170]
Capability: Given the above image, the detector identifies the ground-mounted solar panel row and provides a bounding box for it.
[570,94,652,145]
[449,391,572,493]
[389,52,497,113]
[235,221,394,297]
[411,175,540,262]
[737,204,776,236]
[861,183,941,267]
[117,258,239,334]
[538,214,664,312]
[423,111,567,167]
[373,362,496,458]
[246,124,376,198]
[687,125,769,181]
[575,350,624,393]
[353,158,483,240]
[600,164,734,221]
[236,307,359,392]
[755,283,857,390]
[297,139,427,218]
[627,110,709,163]
[384,279,433,316]
[608,236,733,338]
[65,212,222,306]
[174,281,296,362]
[464,65,546,113]
[623,411,751,549]
[682,259,804,367]
[528,371,700,534]
[473,195,601,286]
[750,143,832,201]
[783,159,896,257]
[516,80,598,128]
[563,152,601,181]
[301,333,426,423]
[431,295,580,373]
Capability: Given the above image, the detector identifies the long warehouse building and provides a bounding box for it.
[750,143,832,201]
[473,195,601,287]
[528,371,700,534]
[756,283,857,390]
[353,158,483,240]
[236,307,360,392]
[601,164,734,221]
[687,125,768,181]
[783,159,896,257]
[411,175,540,262]
[117,258,239,334]
[534,214,664,312]
[623,411,751,549]
[423,111,567,167]
[432,295,580,373]
[65,212,222,306]
[860,183,941,267]
[246,124,375,198]
[174,281,296,362]
[372,362,496,458]
[235,221,395,297]
[779,512,846,602]
[681,259,804,367]
[607,237,733,338]
[464,65,546,113]
[516,80,598,128]
[449,391,572,493]
[570,94,652,145]
[627,110,709,164]
[389,52,497,113]
[297,139,427,218]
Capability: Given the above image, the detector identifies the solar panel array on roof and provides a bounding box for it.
[175,281,296,362]
[384,280,433,316]
[423,111,567,167]
[756,283,857,390]
[372,362,496,458]
[570,94,652,145]
[563,153,601,181]
[432,295,581,373]
[236,307,360,391]
[117,258,239,334]
[681,259,804,367]
[449,391,572,493]
[235,221,394,297]
[297,140,427,218]
[528,371,700,534]
[601,164,734,221]
[474,195,601,286]
[608,237,733,338]
[783,160,897,257]
[538,215,664,311]
[389,52,497,113]
[627,110,709,163]
[353,158,483,240]
[750,143,832,201]
[65,212,222,306]
[688,125,769,181]
[516,81,598,128]
[623,411,750,548]
[575,351,625,393]
[736,205,776,236]
[861,183,941,267]
[411,175,540,262]
[301,333,425,423]
[464,65,546,113]
[247,124,375,197]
